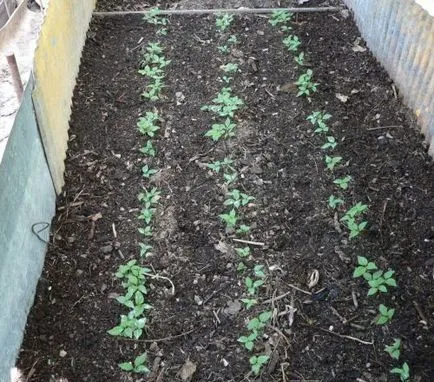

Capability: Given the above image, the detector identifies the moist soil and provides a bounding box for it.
[18,7,434,382]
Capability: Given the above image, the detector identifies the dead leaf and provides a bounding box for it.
[223,300,241,316]
[336,93,349,103]
[179,359,197,382]
[352,37,367,52]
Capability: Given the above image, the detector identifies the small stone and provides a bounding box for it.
[100,245,113,253]
[59,350,67,358]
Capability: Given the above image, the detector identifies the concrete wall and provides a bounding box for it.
[0,75,56,381]
[344,0,434,155]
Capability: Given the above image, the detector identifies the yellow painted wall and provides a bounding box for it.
[33,0,96,193]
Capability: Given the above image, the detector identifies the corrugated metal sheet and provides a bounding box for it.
[32,0,96,193]
[344,0,434,156]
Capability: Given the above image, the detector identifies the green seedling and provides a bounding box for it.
[253,265,266,278]
[391,362,410,381]
[245,277,264,295]
[237,262,247,273]
[224,189,255,208]
[140,140,156,157]
[341,202,368,239]
[344,218,367,239]
[216,13,234,32]
[283,35,301,51]
[138,207,156,225]
[294,52,305,66]
[142,79,165,101]
[365,269,397,296]
[119,353,150,374]
[343,202,368,218]
[228,34,239,44]
[325,155,342,171]
[236,247,251,258]
[138,225,153,237]
[116,290,152,317]
[218,45,230,54]
[207,157,234,173]
[201,87,243,118]
[295,69,318,97]
[376,304,395,325]
[385,339,401,360]
[238,331,258,351]
[247,311,272,332]
[307,111,332,133]
[236,224,251,235]
[142,165,157,178]
[138,242,153,257]
[143,7,168,27]
[269,10,293,26]
[353,256,377,280]
[138,187,161,206]
[108,312,147,339]
[333,175,352,190]
[137,112,160,137]
[328,195,344,209]
[138,65,164,79]
[219,209,238,229]
[223,172,238,185]
[145,42,163,55]
[250,355,269,376]
[322,136,337,150]
[205,118,236,141]
[142,54,171,69]
[221,63,239,73]
[241,298,257,309]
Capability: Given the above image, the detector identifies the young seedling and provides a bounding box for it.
[137,112,160,137]
[341,202,369,239]
[108,313,147,339]
[322,136,337,150]
[138,242,153,257]
[353,256,377,280]
[219,209,238,229]
[253,264,266,278]
[333,175,352,190]
[235,247,251,258]
[138,187,161,206]
[245,276,264,295]
[328,195,344,209]
[344,202,369,218]
[218,45,230,54]
[250,355,269,376]
[216,13,234,32]
[119,353,150,374]
[224,189,255,208]
[138,225,153,237]
[201,87,244,118]
[365,269,397,296]
[385,339,401,360]
[295,69,318,97]
[221,62,239,73]
[247,311,272,332]
[241,298,257,309]
[143,7,168,30]
[391,362,410,381]
[207,157,234,173]
[294,52,305,66]
[238,331,258,351]
[307,111,332,133]
[140,140,156,157]
[227,34,239,45]
[283,35,301,51]
[237,262,247,273]
[142,79,165,101]
[325,155,342,171]
[236,224,251,235]
[205,118,237,141]
[142,165,157,178]
[138,206,156,225]
[376,304,395,325]
[269,10,293,27]
[223,172,238,185]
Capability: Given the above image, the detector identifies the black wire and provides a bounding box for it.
[31,222,51,245]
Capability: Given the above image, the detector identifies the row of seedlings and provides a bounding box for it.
[107,9,171,376]
[201,13,273,377]
[269,10,409,381]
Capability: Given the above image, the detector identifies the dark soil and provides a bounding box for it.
[18,8,434,382]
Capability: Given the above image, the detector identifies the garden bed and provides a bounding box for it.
[18,8,433,382]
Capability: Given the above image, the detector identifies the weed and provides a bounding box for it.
[283,35,301,51]
[238,331,258,351]
[137,112,160,137]
[376,304,395,325]
[201,87,244,118]
[295,69,318,97]
[216,14,234,32]
[245,276,264,295]
[142,165,157,178]
[140,140,156,157]
[250,355,269,376]
[385,339,401,360]
[119,353,150,374]
[207,157,234,173]
[365,269,397,296]
[294,52,305,66]
[322,136,337,150]
[328,195,344,209]
[224,189,255,208]
[205,118,236,141]
[236,247,251,258]
[353,256,377,280]
[333,175,352,190]
[391,362,410,381]
[138,243,153,257]
[269,10,293,26]
[325,155,342,171]
[219,209,238,229]
[241,298,257,309]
